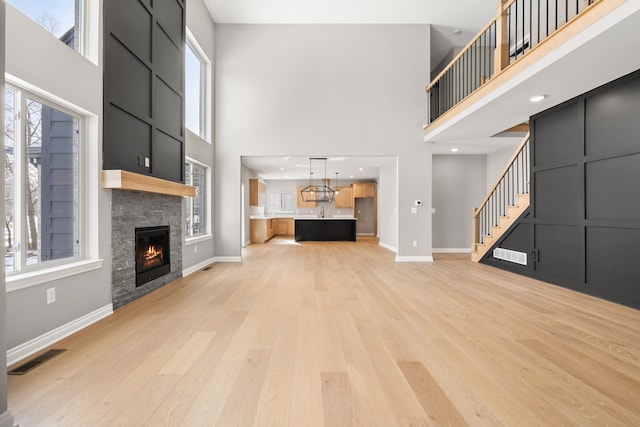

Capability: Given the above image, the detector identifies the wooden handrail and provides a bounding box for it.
[476,132,529,214]
[424,15,499,93]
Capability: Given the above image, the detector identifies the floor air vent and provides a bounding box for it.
[8,349,67,375]
[493,248,527,266]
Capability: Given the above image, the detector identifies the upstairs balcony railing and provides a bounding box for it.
[425,0,599,125]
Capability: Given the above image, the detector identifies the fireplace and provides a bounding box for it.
[135,226,171,287]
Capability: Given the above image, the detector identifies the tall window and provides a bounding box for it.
[185,36,209,140]
[8,0,82,53]
[185,161,207,239]
[4,86,81,273]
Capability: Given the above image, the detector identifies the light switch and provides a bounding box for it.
[411,207,417,214]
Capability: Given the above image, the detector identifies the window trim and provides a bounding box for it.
[185,28,211,143]
[4,83,87,277]
[184,157,211,241]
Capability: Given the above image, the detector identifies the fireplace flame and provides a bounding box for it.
[142,244,164,268]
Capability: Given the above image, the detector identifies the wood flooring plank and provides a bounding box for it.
[321,372,358,427]
[398,361,468,427]
[216,349,272,426]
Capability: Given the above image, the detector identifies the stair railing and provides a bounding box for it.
[473,133,530,251]
[425,0,600,126]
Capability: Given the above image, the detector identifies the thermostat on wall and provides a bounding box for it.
[414,200,422,206]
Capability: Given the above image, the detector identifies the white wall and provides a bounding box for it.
[378,158,398,252]
[486,144,519,192]
[215,24,432,261]
[183,0,216,271]
[432,155,486,251]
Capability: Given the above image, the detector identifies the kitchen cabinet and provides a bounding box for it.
[334,186,353,208]
[250,218,275,243]
[352,182,376,198]
[249,179,266,207]
[296,186,316,208]
[275,218,294,235]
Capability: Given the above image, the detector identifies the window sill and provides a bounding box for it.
[185,234,213,245]
[6,259,104,293]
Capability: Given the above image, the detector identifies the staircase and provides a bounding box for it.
[472,133,530,262]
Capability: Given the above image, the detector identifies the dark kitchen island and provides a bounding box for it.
[294,218,357,242]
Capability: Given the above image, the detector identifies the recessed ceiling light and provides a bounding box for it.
[529,94,547,103]
[350,175,354,178]
[451,148,460,152]
[280,167,285,171]
[358,167,363,171]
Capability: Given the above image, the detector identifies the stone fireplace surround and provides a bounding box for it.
[111,190,183,309]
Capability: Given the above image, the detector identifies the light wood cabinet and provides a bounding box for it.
[274,218,294,235]
[249,179,266,207]
[296,186,316,208]
[334,186,353,208]
[352,182,376,198]
[250,218,275,243]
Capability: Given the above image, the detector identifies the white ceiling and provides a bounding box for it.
[204,0,497,28]
[242,156,394,181]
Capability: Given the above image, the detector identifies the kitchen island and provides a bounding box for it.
[294,218,357,242]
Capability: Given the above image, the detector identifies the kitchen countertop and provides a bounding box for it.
[250,215,356,220]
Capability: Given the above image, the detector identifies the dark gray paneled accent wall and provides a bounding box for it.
[111,191,183,309]
[484,69,640,309]
[104,0,185,183]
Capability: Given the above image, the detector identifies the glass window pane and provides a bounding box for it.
[191,164,205,237]
[185,162,193,237]
[185,162,206,238]
[4,88,16,272]
[25,98,80,265]
[8,0,81,52]
[185,44,203,136]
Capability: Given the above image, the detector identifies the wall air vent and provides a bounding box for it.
[493,248,527,266]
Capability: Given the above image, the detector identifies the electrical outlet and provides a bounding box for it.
[194,245,198,254]
[411,207,417,214]
[413,240,418,247]
[46,287,56,304]
[144,157,150,167]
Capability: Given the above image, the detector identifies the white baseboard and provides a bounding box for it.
[213,256,242,263]
[7,304,113,367]
[182,257,216,277]
[432,248,472,253]
[378,242,397,253]
[395,255,434,262]
[0,411,15,427]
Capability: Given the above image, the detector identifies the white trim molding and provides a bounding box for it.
[213,256,242,263]
[182,257,216,277]
[395,256,434,262]
[379,242,397,253]
[0,411,15,427]
[6,259,104,293]
[7,304,113,367]
[432,248,472,253]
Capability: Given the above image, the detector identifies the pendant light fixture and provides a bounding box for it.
[300,158,336,202]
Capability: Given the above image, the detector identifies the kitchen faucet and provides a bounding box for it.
[320,206,324,218]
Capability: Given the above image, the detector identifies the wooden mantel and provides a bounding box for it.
[102,170,196,197]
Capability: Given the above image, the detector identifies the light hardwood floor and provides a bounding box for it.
[8,237,640,426]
